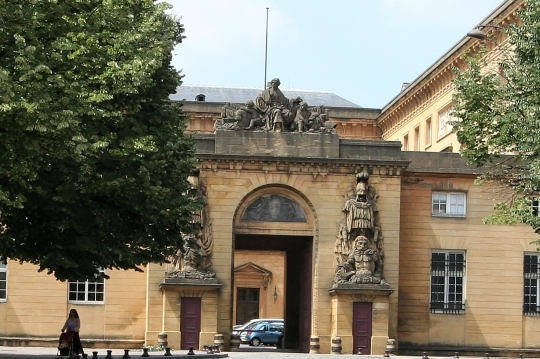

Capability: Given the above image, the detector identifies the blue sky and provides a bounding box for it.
[167,0,504,109]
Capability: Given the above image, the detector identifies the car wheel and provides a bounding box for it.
[250,338,261,346]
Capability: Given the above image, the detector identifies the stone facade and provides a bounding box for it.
[3,0,540,356]
[2,97,540,355]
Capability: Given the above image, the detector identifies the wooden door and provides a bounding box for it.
[352,302,372,354]
[181,297,201,350]
[236,288,260,324]
[298,240,312,352]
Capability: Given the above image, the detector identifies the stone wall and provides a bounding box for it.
[0,262,146,345]
[398,171,540,353]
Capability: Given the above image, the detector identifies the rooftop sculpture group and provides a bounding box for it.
[216,78,336,133]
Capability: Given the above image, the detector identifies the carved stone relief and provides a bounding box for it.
[167,168,216,281]
[333,173,387,286]
[214,78,336,134]
[241,194,307,222]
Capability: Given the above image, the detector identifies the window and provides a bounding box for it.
[414,126,420,151]
[425,117,432,147]
[524,254,540,315]
[68,271,105,304]
[0,260,6,302]
[533,198,540,217]
[430,251,466,314]
[432,192,466,217]
[403,134,409,151]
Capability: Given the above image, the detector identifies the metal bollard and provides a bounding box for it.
[331,337,342,354]
[122,349,131,358]
[309,336,320,354]
[164,348,172,356]
[92,351,99,359]
[105,349,113,359]
[157,333,168,348]
[229,334,240,351]
[214,333,224,352]
[142,348,150,357]
[422,352,429,359]
[386,339,397,355]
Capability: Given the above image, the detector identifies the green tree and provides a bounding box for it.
[452,0,540,235]
[0,0,199,281]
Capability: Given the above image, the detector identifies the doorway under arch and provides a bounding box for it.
[235,234,312,352]
[233,187,316,352]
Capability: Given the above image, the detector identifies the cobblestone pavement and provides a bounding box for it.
[0,345,486,359]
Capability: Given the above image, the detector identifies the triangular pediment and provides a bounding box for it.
[234,262,272,276]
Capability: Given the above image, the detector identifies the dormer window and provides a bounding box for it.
[195,94,206,102]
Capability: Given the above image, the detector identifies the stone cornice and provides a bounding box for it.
[381,82,454,139]
[377,0,523,137]
[195,154,410,177]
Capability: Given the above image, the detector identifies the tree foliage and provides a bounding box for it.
[0,0,199,280]
[452,0,540,235]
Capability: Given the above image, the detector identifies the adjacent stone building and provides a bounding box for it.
[2,0,540,356]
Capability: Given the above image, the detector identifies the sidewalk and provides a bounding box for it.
[0,345,484,359]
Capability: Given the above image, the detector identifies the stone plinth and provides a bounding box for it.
[158,277,222,350]
[329,283,394,355]
[215,130,339,158]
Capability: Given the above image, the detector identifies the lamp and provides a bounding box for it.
[273,286,278,301]
[467,24,505,40]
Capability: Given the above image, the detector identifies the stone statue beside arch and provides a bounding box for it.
[333,172,386,286]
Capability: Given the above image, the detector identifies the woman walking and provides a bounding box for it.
[61,309,84,357]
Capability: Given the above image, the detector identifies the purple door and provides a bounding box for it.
[181,297,201,350]
[353,302,372,354]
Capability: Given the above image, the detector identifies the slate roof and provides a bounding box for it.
[169,84,361,108]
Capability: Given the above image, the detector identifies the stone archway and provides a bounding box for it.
[233,186,317,352]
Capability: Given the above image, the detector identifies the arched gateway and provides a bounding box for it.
[156,87,406,354]
[233,186,317,351]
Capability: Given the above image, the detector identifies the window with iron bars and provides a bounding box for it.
[430,251,466,314]
[524,254,540,315]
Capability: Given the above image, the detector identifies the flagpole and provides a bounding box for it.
[264,7,269,89]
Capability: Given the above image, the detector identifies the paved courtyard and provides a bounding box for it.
[0,345,490,359]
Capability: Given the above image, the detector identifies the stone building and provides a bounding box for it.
[2,0,540,355]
